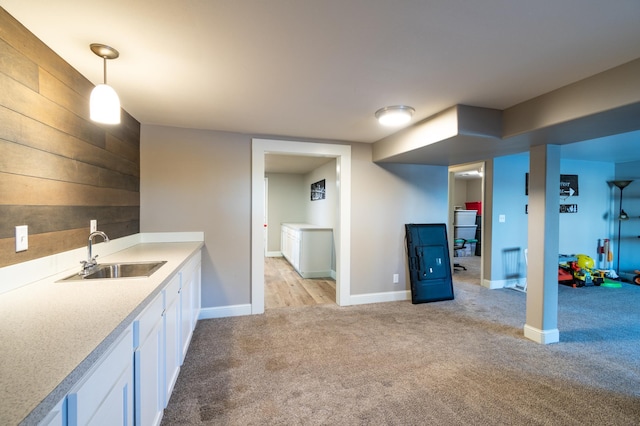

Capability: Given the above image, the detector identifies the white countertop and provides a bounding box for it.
[0,240,203,426]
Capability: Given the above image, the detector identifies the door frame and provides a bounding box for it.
[251,138,351,314]
[448,161,485,283]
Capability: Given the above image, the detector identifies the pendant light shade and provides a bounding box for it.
[89,43,121,125]
[375,105,415,126]
[90,84,120,124]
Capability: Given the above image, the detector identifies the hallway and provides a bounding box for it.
[265,257,336,309]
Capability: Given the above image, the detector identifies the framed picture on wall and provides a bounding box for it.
[311,179,326,201]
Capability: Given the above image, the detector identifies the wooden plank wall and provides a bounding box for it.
[0,8,140,268]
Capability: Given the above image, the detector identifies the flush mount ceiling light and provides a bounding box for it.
[375,105,415,127]
[89,43,121,125]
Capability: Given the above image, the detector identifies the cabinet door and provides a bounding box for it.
[164,276,181,406]
[133,292,164,426]
[290,230,301,270]
[180,267,193,363]
[180,253,202,364]
[85,362,133,426]
[67,327,133,426]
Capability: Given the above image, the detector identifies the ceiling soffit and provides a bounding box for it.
[372,59,640,166]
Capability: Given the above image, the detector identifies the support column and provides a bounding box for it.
[524,145,560,344]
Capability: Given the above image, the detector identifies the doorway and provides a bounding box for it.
[251,138,351,314]
[449,162,484,286]
[263,162,337,309]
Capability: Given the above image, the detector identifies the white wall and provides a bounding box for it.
[140,125,250,308]
[614,160,640,274]
[491,153,530,282]
[489,152,616,284]
[467,179,482,204]
[265,160,337,255]
[304,159,337,229]
[352,145,449,295]
[558,159,615,259]
[265,173,306,254]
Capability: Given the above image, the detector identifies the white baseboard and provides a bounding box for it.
[300,270,333,279]
[483,278,527,290]
[482,279,505,289]
[350,290,410,305]
[523,324,559,344]
[199,304,252,319]
[266,251,282,257]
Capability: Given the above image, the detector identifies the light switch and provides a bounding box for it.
[90,219,97,232]
[15,225,28,252]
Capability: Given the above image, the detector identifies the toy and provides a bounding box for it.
[560,254,604,287]
[634,270,640,285]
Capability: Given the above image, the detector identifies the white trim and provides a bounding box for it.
[299,270,333,279]
[523,324,560,344]
[483,278,528,291]
[482,278,506,289]
[266,251,283,258]
[349,290,410,305]
[252,139,352,315]
[198,304,252,319]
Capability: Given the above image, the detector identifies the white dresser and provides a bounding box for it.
[281,223,333,278]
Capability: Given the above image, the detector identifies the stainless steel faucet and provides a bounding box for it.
[81,231,110,274]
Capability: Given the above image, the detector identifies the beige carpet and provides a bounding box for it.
[162,266,640,425]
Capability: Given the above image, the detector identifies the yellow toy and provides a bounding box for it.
[571,254,604,286]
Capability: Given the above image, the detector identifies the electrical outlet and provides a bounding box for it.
[90,219,97,232]
[393,273,399,284]
[499,214,506,223]
[15,225,28,252]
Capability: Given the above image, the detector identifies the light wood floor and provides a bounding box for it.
[265,256,336,309]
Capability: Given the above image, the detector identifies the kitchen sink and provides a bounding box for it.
[59,261,167,281]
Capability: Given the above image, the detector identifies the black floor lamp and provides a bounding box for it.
[609,180,633,274]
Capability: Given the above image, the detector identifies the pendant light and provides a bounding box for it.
[89,43,121,125]
[375,105,415,127]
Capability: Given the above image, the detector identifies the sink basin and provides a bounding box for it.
[59,261,167,281]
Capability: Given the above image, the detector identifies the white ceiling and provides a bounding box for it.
[3,1,640,164]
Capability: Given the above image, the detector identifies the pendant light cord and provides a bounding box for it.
[103,57,108,84]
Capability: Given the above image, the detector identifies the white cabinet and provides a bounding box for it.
[39,249,202,426]
[180,251,201,363]
[281,224,333,278]
[164,274,181,406]
[134,292,164,426]
[67,326,134,426]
